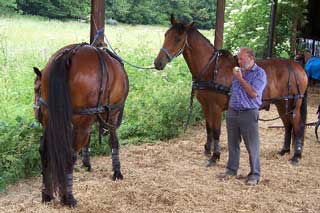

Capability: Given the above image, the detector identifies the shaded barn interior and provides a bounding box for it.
[298,0,320,56]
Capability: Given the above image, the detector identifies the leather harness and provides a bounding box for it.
[35,43,125,142]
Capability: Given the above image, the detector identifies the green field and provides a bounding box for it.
[0,15,207,190]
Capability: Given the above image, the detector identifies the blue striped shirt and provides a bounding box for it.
[229,64,267,110]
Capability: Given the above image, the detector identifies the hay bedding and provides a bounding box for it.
[1,92,320,212]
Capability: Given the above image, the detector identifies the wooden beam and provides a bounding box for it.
[90,0,105,47]
[214,0,226,49]
[267,0,277,58]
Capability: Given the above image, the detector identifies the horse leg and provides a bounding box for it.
[291,94,307,164]
[60,150,77,207]
[39,130,53,203]
[81,134,91,171]
[204,122,214,157]
[108,128,123,180]
[60,126,91,207]
[278,122,292,156]
[207,112,222,167]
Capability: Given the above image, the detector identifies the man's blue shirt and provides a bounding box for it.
[229,64,267,110]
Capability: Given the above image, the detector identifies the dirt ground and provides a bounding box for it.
[0,90,319,213]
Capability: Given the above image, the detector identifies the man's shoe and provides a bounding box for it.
[216,171,236,180]
[246,179,259,186]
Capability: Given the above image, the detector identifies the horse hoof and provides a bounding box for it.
[206,159,216,167]
[82,160,92,172]
[41,192,53,203]
[61,194,77,207]
[277,149,290,156]
[290,158,300,166]
[290,153,302,165]
[204,150,211,157]
[112,171,123,180]
[206,153,220,167]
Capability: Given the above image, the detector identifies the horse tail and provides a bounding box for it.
[300,88,308,137]
[46,52,73,193]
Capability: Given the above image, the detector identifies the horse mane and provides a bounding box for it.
[183,24,233,58]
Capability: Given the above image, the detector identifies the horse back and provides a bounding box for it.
[257,58,308,99]
[42,44,129,113]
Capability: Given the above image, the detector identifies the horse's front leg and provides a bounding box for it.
[204,122,214,157]
[109,128,123,180]
[81,135,91,171]
[206,112,222,167]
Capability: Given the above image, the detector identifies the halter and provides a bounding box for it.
[160,34,189,62]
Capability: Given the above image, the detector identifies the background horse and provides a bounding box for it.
[33,43,129,206]
[154,15,308,166]
[295,50,320,87]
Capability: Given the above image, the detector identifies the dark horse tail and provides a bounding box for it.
[46,52,73,194]
[300,88,308,140]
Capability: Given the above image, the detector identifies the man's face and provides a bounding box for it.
[237,51,253,70]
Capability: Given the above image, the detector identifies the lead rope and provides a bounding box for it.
[91,15,155,70]
[184,88,195,132]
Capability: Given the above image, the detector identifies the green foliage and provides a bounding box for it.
[0,117,42,191]
[0,0,17,14]
[224,0,307,58]
[16,0,90,19]
[224,0,271,58]
[106,0,213,27]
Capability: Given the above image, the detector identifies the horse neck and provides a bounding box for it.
[182,30,215,79]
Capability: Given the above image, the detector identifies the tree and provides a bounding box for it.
[16,0,90,19]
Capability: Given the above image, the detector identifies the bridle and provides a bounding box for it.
[160,34,189,62]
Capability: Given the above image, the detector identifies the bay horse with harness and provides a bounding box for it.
[33,43,129,206]
[154,16,308,165]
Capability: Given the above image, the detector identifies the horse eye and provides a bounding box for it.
[175,37,181,43]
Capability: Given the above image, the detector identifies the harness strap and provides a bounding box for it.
[192,80,231,96]
[262,94,304,103]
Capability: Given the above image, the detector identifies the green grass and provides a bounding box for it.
[0,14,207,191]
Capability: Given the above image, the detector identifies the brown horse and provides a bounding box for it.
[154,16,308,166]
[33,43,129,207]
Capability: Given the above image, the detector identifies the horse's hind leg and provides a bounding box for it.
[108,128,123,180]
[278,122,292,156]
[60,151,77,207]
[39,130,53,203]
[61,126,92,207]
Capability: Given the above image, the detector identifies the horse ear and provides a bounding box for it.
[170,14,177,26]
[186,22,195,31]
[233,55,240,66]
[33,67,42,78]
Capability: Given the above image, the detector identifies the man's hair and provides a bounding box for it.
[239,47,256,60]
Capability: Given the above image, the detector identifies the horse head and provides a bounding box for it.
[33,67,42,121]
[294,49,313,67]
[294,51,306,66]
[154,14,194,70]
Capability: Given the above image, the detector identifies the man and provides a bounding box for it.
[218,47,267,186]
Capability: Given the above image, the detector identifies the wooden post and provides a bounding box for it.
[214,0,226,49]
[267,0,277,58]
[90,0,105,47]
